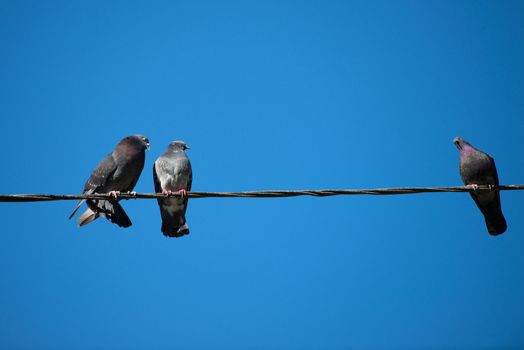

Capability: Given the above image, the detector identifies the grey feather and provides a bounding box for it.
[77,207,98,227]
[69,199,86,220]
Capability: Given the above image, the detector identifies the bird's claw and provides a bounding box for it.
[161,189,187,198]
[466,184,479,191]
[108,190,121,198]
[126,191,137,198]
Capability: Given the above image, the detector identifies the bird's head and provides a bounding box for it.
[123,134,150,151]
[168,140,190,152]
[137,135,150,150]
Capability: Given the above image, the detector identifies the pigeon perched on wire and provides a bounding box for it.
[69,135,150,227]
[153,140,192,237]
[453,137,507,235]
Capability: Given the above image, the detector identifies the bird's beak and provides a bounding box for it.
[146,143,151,151]
[185,145,191,150]
[453,137,461,150]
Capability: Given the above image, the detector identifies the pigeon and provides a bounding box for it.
[153,140,192,237]
[69,135,150,227]
[453,137,507,235]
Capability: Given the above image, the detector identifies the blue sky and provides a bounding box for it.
[1,1,523,349]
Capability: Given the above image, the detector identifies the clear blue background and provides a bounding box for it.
[1,1,523,349]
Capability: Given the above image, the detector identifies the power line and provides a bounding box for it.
[0,185,523,202]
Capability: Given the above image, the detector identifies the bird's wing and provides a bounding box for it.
[69,153,117,220]
[153,161,163,194]
[84,153,118,192]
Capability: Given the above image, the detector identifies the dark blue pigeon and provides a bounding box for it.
[69,135,150,227]
[453,137,507,235]
[153,140,192,237]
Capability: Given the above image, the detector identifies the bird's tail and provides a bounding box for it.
[97,200,132,228]
[161,211,189,238]
[77,200,132,228]
[483,209,507,236]
[470,192,507,236]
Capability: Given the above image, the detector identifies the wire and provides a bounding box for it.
[0,185,523,202]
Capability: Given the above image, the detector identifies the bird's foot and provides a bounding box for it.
[108,190,121,198]
[466,184,479,191]
[487,184,495,191]
[177,189,187,198]
[162,189,173,197]
[126,191,137,198]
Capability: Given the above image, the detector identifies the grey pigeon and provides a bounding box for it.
[69,135,150,227]
[153,141,192,237]
[453,137,507,235]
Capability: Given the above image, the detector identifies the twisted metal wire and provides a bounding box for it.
[0,185,523,202]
